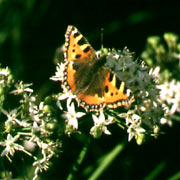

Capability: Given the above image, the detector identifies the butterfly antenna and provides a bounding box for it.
[101,27,104,51]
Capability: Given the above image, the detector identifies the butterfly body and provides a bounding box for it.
[62,25,131,112]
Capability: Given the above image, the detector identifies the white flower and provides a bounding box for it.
[58,92,76,108]
[0,67,9,76]
[160,117,172,126]
[1,109,27,128]
[157,79,180,115]
[149,66,160,78]
[63,102,85,132]
[10,81,33,95]
[0,134,24,157]
[90,111,114,138]
[57,91,76,111]
[126,114,146,141]
[50,63,65,82]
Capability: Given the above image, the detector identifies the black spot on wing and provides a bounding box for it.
[105,85,108,93]
[78,37,86,46]
[109,73,113,82]
[83,46,90,53]
[75,54,81,59]
[109,72,122,90]
[116,77,121,89]
[73,32,80,38]
[71,26,75,31]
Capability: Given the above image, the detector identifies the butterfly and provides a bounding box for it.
[62,25,132,112]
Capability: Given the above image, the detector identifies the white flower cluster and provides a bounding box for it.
[50,48,164,143]
[157,79,180,125]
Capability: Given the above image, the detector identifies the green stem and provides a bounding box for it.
[168,171,180,180]
[66,139,90,180]
[88,142,126,180]
[143,161,166,180]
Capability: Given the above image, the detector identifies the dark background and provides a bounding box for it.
[1,0,180,87]
[0,0,180,179]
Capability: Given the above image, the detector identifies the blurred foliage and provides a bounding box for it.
[141,33,180,81]
[0,0,36,76]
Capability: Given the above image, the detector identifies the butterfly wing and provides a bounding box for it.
[103,72,131,109]
[62,25,132,112]
[63,26,105,111]
[64,25,96,62]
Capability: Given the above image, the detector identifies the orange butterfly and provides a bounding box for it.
[62,25,132,112]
